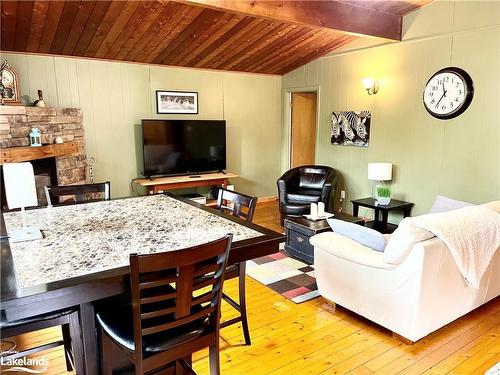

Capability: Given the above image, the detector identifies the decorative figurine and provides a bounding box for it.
[33,90,46,107]
[88,157,96,183]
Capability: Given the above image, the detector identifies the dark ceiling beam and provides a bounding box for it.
[174,0,403,41]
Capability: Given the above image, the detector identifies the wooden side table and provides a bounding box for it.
[351,198,413,234]
[134,172,238,206]
[284,213,364,264]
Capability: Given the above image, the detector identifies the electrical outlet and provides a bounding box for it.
[340,190,346,199]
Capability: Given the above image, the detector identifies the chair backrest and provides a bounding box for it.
[129,234,233,370]
[216,188,257,223]
[44,182,111,206]
[298,166,333,190]
[2,163,38,209]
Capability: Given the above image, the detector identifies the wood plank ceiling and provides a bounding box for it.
[0,0,430,75]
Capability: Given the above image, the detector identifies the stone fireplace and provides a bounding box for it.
[0,106,87,208]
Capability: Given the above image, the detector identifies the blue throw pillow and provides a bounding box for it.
[326,218,386,252]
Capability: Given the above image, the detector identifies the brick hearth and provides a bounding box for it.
[0,106,86,185]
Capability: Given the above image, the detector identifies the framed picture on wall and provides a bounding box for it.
[156,90,198,114]
[331,110,371,147]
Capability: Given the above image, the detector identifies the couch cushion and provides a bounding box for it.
[429,195,473,214]
[310,232,396,270]
[383,217,435,264]
[327,218,386,251]
[286,189,322,204]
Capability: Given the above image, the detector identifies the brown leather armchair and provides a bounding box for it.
[277,165,337,226]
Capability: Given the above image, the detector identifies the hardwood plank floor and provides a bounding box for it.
[3,199,499,374]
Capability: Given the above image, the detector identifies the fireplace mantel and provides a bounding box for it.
[1,142,79,164]
[0,105,86,185]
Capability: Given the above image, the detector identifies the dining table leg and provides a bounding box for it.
[80,302,99,375]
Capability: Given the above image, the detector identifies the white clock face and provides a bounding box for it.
[1,71,13,85]
[423,71,468,117]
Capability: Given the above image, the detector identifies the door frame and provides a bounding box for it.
[281,86,321,174]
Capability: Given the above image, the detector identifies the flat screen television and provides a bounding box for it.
[142,119,226,177]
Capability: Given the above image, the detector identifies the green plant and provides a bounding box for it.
[376,185,391,198]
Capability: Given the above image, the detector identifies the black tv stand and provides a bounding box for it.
[217,170,226,175]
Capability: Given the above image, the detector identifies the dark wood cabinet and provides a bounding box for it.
[284,213,364,264]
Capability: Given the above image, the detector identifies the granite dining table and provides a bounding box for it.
[0,193,284,374]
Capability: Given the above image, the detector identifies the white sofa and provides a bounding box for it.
[310,232,500,343]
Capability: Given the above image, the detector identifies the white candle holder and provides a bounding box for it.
[310,203,318,219]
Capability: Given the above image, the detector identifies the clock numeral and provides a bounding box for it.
[432,85,438,91]
[455,97,459,102]
[429,92,433,97]
[431,99,435,104]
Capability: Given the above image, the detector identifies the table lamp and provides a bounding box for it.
[3,162,43,242]
[368,162,393,205]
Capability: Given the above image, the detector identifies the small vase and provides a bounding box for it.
[375,182,391,205]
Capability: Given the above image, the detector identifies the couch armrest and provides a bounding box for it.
[310,232,395,270]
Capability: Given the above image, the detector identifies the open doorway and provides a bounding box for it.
[290,92,317,168]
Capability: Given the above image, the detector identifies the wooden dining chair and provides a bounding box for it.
[44,181,110,206]
[215,188,257,345]
[95,234,233,375]
[1,163,84,373]
[0,308,85,372]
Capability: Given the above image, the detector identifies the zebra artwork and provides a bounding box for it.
[330,110,371,147]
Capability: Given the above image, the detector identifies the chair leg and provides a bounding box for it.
[68,311,85,374]
[238,262,251,345]
[175,360,183,375]
[99,327,113,375]
[208,338,220,375]
[176,357,195,375]
[61,323,73,371]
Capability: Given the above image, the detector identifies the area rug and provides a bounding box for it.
[246,245,319,304]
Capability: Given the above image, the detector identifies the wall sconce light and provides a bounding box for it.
[362,78,379,95]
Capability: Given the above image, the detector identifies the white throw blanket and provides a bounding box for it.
[398,205,500,288]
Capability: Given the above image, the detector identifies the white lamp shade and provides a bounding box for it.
[368,163,392,181]
[3,162,38,209]
[362,78,375,90]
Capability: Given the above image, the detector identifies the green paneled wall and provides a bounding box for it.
[0,53,282,198]
[282,0,500,219]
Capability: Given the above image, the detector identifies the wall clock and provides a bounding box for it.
[0,60,21,105]
[423,67,474,120]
